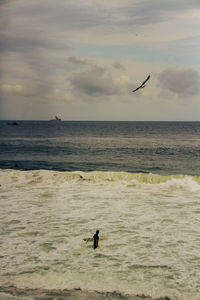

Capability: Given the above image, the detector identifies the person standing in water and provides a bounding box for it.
[93,230,99,249]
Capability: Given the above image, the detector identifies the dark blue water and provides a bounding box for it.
[1,120,200,175]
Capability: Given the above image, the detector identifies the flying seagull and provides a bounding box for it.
[132,75,150,92]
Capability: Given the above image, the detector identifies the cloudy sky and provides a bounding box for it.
[0,0,200,120]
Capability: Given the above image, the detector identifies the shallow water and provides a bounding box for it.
[1,170,200,300]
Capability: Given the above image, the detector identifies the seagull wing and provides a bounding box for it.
[132,86,141,92]
[141,75,150,86]
[132,75,150,92]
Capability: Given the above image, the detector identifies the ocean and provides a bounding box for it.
[0,121,200,300]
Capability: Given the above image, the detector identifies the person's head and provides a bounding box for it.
[96,230,99,235]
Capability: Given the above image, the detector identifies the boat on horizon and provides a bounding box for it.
[50,116,61,121]
[7,121,20,126]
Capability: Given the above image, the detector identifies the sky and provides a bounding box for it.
[0,0,200,121]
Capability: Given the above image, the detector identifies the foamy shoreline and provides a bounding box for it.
[0,286,171,300]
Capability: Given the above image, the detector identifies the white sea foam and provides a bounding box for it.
[1,169,200,188]
[1,169,200,300]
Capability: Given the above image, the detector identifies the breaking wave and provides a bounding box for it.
[1,169,200,191]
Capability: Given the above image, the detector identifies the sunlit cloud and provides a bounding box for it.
[0,84,23,94]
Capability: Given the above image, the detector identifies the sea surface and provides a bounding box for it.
[0,121,200,300]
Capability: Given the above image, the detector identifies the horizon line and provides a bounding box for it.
[1,119,200,122]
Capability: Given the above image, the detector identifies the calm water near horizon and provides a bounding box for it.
[0,121,200,300]
[1,120,200,175]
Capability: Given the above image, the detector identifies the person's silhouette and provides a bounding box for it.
[93,230,99,249]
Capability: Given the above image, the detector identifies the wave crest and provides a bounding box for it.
[1,169,200,191]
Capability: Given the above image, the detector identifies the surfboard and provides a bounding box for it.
[83,237,108,242]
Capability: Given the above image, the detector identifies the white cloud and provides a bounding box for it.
[115,75,130,86]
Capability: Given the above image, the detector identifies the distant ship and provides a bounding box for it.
[7,121,20,126]
[50,116,61,121]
